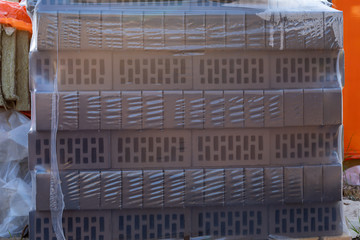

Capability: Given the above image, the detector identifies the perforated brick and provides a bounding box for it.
[323,164,342,202]
[121,91,142,130]
[191,206,267,239]
[80,11,102,49]
[304,89,324,126]
[34,91,80,131]
[29,210,112,240]
[324,88,342,125]
[164,13,185,50]
[244,168,264,204]
[185,13,205,50]
[58,51,112,91]
[59,91,79,130]
[185,169,205,206]
[80,171,101,209]
[35,171,81,211]
[36,10,58,50]
[100,171,122,209]
[112,209,191,239]
[122,12,144,49]
[270,51,339,89]
[193,52,269,90]
[30,51,55,91]
[264,90,283,127]
[206,12,226,49]
[29,131,110,170]
[244,90,264,128]
[163,91,184,129]
[122,170,143,209]
[224,168,245,205]
[304,165,323,202]
[35,92,52,130]
[79,91,100,130]
[224,90,245,128]
[269,202,343,237]
[143,170,164,208]
[204,169,225,205]
[270,126,340,165]
[36,173,51,211]
[264,167,284,204]
[144,12,165,50]
[112,52,192,90]
[245,12,266,49]
[204,91,224,128]
[142,91,163,129]
[226,13,245,49]
[111,130,191,169]
[31,51,112,91]
[61,171,80,210]
[192,129,270,167]
[100,91,121,129]
[284,166,304,203]
[284,89,304,127]
[164,170,185,207]
[184,91,204,129]
[101,11,123,49]
[59,11,80,49]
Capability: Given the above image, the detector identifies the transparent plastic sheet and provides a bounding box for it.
[27,0,346,239]
[0,110,31,237]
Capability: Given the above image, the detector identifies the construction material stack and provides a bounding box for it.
[28,0,345,238]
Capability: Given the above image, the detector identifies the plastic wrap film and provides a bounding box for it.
[28,0,345,239]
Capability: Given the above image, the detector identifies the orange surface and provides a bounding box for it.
[333,0,360,158]
[0,0,32,33]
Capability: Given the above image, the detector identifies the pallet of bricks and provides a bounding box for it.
[28,0,345,238]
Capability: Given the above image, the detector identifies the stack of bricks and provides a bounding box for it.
[28,0,344,239]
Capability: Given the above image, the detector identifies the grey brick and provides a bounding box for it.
[143,170,164,208]
[284,89,303,126]
[101,171,122,209]
[122,170,143,208]
[80,171,101,209]
[284,166,303,203]
[304,89,323,126]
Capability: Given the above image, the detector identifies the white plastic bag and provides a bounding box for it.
[0,110,31,237]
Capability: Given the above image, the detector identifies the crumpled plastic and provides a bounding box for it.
[0,0,32,33]
[0,110,31,237]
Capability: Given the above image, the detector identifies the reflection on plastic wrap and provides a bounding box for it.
[0,110,31,237]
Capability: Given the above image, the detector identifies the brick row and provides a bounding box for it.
[29,127,341,170]
[35,165,341,210]
[30,202,343,239]
[35,10,342,50]
[34,89,342,130]
[30,50,342,91]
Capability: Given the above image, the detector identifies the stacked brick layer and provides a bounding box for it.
[29,0,344,239]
